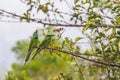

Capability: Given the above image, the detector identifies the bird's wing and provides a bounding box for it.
[28,37,34,50]
[39,38,48,47]
[31,44,46,60]
[25,37,34,62]
[32,38,39,48]
[31,38,48,60]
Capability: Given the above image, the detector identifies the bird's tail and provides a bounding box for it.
[21,51,31,70]
[31,47,44,60]
[21,61,27,70]
[31,51,38,60]
[25,50,31,62]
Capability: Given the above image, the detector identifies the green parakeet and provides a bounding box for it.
[31,34,54,60]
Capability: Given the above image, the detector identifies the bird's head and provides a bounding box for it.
[33,30,38,39]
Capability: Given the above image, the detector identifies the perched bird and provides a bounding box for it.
[25,30,39,62]
[22,30,39,69]
[31,34,54,60]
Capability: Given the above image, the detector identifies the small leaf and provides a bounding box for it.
[37,5,44,12]
[65,37,70,43]
[112,6,120,11]
[111,20,116,25]
[70,17,73,21]
[108,32,115,40]
[100,9,104,13]
[99,32,105,38]
[117,31,120,35]
[20,17,24,22]
[61,41,65,48]
[105,27,111,31]
[116,17,120,24]
[82,24,89,32]
[86,0,90,3]
[75,4,80,8]
[104,4,112,9]
[74,0,79,4]
[75,20,77,24]
[75,37,83,42]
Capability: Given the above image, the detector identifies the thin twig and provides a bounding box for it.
[0,9,120,28]
[47,48,120,67]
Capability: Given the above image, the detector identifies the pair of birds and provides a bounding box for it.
[24,30,54,65]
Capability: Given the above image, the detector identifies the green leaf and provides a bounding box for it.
[74,0,79,4]
[61,41,65,48]
[23,13,30,22]
[104,4,112,9]
[108,32,115,40]
[116,17,120,24]
[37,4,48,13]
[111,20,116,25]
[75,4,80,8]
[65,37,70,43]
[89,19,96,23]
[117,31,120,35]
[75,37,83,42]
[75,20,77,24]
[70,17,73,21]
[105,27,111,31]
[112,6,120,11]
[86,0,90,3]
[82,24,90,32]
[99,32,105,38]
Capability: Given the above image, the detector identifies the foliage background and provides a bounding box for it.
[0,0,120,80]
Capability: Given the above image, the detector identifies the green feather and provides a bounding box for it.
[22,30,39,69]
[31,35,54,60]
[25,30,39,62]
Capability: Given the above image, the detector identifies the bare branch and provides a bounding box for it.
[47,48,120,68]
[0,9,120,28]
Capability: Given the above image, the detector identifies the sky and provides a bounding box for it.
[0,0,40,79]
[0,0,90,79]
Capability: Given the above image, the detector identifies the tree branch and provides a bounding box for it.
[0,9,120,28]
[47,48,120,68]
